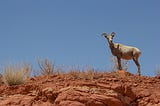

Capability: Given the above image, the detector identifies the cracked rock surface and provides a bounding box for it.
[0,70,160,106]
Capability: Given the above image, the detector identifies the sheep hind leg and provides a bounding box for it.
[133,58,141,76]
[117,57,122,70]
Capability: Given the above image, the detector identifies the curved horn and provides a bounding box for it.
[101,32,107,36]
[111,32,115,36]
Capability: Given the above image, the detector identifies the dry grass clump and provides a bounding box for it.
[37,58,55,76]
[2,63,32,86]
[110,56,129,71]
[155,65,160,76]
[67,66,101,80]
[0,74,3,85]
[81,67,101,80]
[67,66,81,79]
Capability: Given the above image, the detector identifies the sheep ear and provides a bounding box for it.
[111,32,115,37]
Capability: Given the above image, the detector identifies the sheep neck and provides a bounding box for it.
[108,41,115,50]
[108,41,120,56]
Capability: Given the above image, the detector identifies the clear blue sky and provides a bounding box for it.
[0,0,160,76]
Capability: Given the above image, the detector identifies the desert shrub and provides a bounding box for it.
[67,66,81,79]
[155,65,160,76]
[109,55,129,71]
[2,63,32,86]
[0,74,3,85]
[37,58,55,76]
[67,66,101,80]
[56,65,65,75]
[81,67,101,80]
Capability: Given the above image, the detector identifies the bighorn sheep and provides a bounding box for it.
[102,32,141,76]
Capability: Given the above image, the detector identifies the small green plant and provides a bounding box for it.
[37,58,55,76]
[2,63,32,86]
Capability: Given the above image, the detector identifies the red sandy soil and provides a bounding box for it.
[0,70,160,106]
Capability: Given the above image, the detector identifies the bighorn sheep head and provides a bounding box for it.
[102,32,115,43]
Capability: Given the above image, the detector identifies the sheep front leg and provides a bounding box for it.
[117,57,122,70]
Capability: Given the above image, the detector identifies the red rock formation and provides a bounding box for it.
[0,70,160,106]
